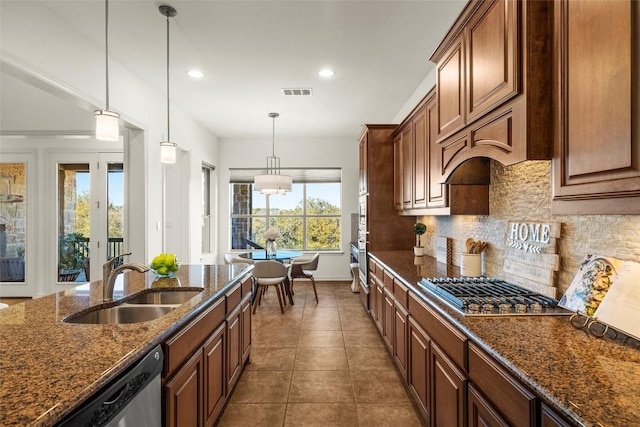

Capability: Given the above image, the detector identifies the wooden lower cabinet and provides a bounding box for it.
[163,276,252,427]
[431,343,467,427]
[408,316,430,420]
[165,349,203,427]
[382,287,394,351]
[393,300,408,380]
[204,324,226,427]
[540,403,572,427]
[468,384,509,427]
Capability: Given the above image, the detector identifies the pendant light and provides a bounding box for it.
[159,5,177,164]
[94,0,120,141]
[254,112,292,195]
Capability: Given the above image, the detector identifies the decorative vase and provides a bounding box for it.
[413,246,424,256]
[266,239,277,258]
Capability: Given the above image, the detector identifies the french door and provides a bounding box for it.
[51,152,124,285]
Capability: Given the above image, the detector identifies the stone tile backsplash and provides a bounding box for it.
[419,160,640,296]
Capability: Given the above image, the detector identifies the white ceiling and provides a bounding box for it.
[0,0,466,139]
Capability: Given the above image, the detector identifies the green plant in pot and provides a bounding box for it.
[413,222,427,256]
[59,232,88,281]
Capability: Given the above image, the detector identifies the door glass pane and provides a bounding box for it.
[58,164,89,283]
[0,163,26,283]
[107,163,124,261]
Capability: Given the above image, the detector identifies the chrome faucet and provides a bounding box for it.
[102,253,149,301]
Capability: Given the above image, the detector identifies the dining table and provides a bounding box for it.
[241,250,303,305]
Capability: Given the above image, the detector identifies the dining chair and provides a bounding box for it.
[251,260,289,314]
[289,252,319,303]
[224,253,254,265]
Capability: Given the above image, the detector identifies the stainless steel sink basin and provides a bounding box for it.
[123,289,204,305]
[65,304,177,324]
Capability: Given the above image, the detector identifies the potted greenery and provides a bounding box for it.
[413,222,427,256]
[59,232,88,281]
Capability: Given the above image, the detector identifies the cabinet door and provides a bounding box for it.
[393,133,403,211]
[401,125,413,208]
[412,108,428,209]
[241,294,252,365]
[204,324,226,427]
[408,317,430,420]
[427,96,446,208]
[540,403,572,427]
[382,287,394,351]
[466,0,518,122]
[468,384,510,427]
[226,305,242,391]
[376,282,385,334]
[431,344,466,427]
[393,301,408,380]
[437,34,465,140]
[552,0,640,214]
[165,350,203,427]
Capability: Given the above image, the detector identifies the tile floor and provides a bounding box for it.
[218,280,425,426]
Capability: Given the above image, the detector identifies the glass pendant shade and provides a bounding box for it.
[95,110,120,141]
[160,141,177,164]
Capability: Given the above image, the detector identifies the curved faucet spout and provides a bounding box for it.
[103,263,149,301]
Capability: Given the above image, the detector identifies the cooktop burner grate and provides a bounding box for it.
[418,277,572,316]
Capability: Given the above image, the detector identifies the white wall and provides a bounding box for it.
[218,136,359,280]
[392,67,438,124]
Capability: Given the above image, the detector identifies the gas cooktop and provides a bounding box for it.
[418,277,572,316]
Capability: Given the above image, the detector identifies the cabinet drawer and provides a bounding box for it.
[164,297,226,376]
[393,278,408,309]
[241,275,252,298]
[408,293,467,369]
[383,270,394,289]
[369,259,377,276]
[225,283,241,314]
[468,343,537,427]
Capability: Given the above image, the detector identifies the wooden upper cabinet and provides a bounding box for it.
[552,0,640,214]
[412,108,428,209]
[430,0,552,181]
[359,133,368,196]
[436,35,466,140]
[466,0,518,123]
[401,125,413,208]
[393,134,403,211]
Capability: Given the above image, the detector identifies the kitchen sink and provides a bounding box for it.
[65,304,177,324]
[123,289,204,305]
[64,288,205,324]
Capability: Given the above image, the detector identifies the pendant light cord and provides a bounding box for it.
[271,116,275,157]
[104,0,110,110]
[166,12,171,142]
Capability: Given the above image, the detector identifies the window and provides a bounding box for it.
[230,168,341,251]
[202,163,214,253]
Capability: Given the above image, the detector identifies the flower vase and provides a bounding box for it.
[266,239,277,259]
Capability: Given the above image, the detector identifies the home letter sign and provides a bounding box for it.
[505,221,559,253]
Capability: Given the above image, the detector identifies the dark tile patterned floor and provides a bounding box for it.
[218,281,425,426]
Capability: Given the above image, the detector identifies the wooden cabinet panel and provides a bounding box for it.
[431,344,467,427]
[427,96,447,208]
[393,134,403,211]
[437,35,466,140]
[226,305,242,391]
[203,324,225,427]
[241,294,252,364]
[468,343,536,426]
[225,283,241,315]
[468,384,510,427]
[412,108,428,209]
[164,298,225,376]
[409,293,467,369]
[392,278,408,309]
[552,0,640,214]
[540,403,572,427]
[401,125,413,208]
[408,317,430,420]
[165,350,203,427]
[359,134,368,196]
[382,287,394,351]
[466,0,518,122]
[393,301,408,380]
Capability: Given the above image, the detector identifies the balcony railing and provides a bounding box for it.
[74,237,124,260]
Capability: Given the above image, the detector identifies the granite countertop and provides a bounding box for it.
[370,251,640,427]
[0,264,253,426]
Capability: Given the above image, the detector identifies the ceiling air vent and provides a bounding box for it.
[282,88,313,96]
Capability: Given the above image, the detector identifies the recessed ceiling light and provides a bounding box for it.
[188,69,204,79]
[318,69,335,77]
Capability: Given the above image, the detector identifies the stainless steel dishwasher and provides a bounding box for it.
[57,345,164,427]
